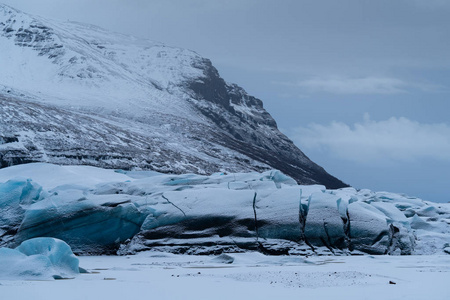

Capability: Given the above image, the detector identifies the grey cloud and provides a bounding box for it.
[275,77,447,95]
[293,115,450,163]
[286,77,408,95]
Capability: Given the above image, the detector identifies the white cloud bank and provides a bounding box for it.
[293,115,450,163]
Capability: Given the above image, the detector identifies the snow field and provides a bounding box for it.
[0,252,449,300]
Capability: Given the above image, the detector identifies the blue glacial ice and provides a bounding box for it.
[0,163,449,256]
[0,178,43,245]
[15,189,148,254]
[0,237,79,280]
[303,192,347,251]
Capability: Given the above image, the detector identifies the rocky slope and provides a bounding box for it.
[0,4,346,189]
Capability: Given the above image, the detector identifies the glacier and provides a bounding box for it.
[0,163,448,256]
[0,237,80,280]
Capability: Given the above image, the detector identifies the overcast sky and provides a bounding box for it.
[3,0,450,202]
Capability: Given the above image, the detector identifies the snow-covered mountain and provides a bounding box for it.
[0,4,346,188]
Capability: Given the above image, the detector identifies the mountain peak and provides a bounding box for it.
[0,3,33,24]
[0,3,19,12]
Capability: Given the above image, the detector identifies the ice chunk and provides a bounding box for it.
[0,179,42,242]
[0,179,42,207]
[0,238,79,280]
[162,174,209,186]
[140,188,257,239]
[139,197,187,231]
[15,189,147,254]
[347,202,390,254]
[16,237,80,278]
[371,202,410,226]
[415,205,440,217]
[304,192,346,250]
[298,185,328,225]
[0,179,42,223]
[0,163,132,190]
[124,188,259,253]
[114,169,162,179]
[259,170,297,188]
[329,188,356,220]
[211,253,234,264]
[0,247,54,280]
[256,187,302,241]
[413,230,450,255]
[410,214,435,231]
[444,245,450,255]
[371,202,414,254]
[298,185,327,197]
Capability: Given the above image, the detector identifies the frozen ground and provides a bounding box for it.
[1,252,449,300]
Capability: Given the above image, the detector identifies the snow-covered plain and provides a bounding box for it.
[0,251,449,300]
